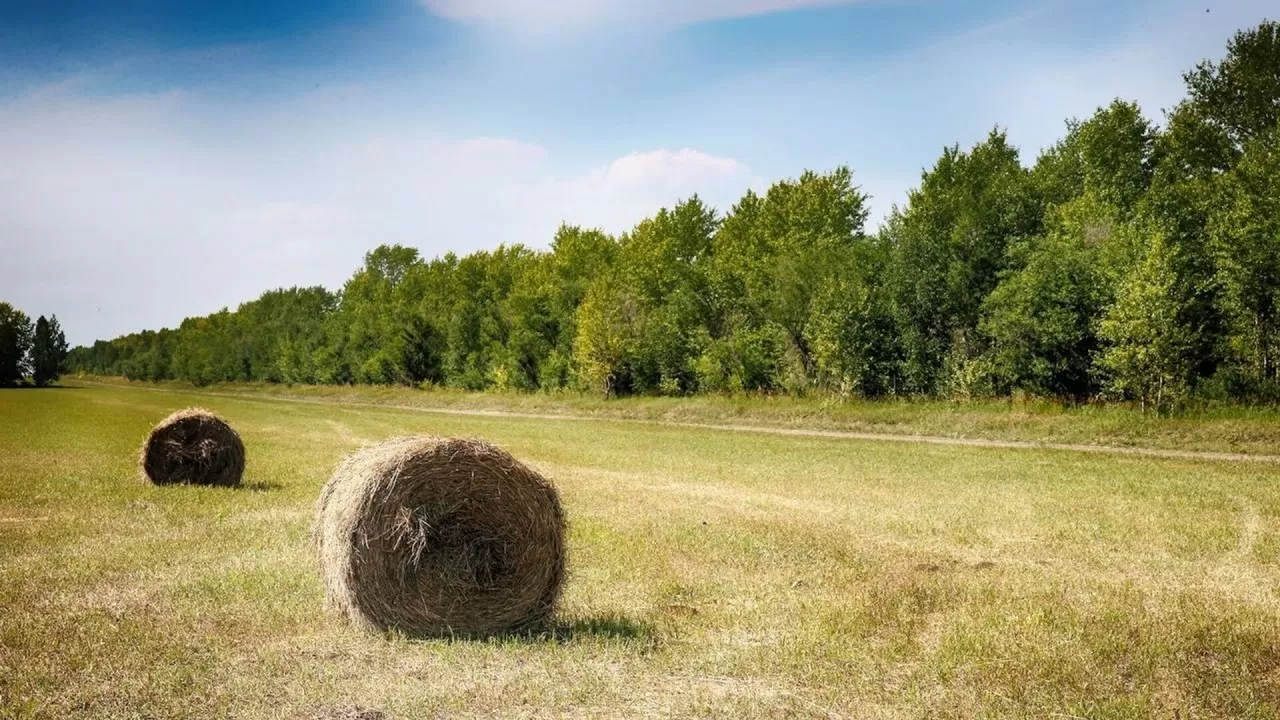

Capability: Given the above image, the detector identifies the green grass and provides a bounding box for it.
[2,383,1279,718]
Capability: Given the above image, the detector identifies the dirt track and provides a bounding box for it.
[78,380,1280,464]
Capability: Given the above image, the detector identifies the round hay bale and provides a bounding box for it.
[314,435,565,637]
[140,408,245,488]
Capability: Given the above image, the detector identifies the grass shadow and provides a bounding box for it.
[241,480,285,492]
[548,613,658,643]
[396,612,660,649]
[149,480,284,492]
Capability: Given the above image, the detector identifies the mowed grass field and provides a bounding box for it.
[2,385,1279,719]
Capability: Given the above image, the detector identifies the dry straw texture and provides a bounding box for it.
[139,407,245,487]
[314,435,566,638]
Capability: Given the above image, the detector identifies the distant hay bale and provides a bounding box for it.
[314,435,565,638]
[140,408,245,488]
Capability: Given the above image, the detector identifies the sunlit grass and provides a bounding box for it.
[1,384,1278,718]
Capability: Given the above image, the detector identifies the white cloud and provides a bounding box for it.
[0,86,754,345]
[594,148,750,187]
[421,0,859,33]
[549,149,758,230]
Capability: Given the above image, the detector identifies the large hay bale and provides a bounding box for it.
[314,435,565,638]
[140,408,245,488]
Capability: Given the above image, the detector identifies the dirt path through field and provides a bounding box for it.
[76,380,1280,464]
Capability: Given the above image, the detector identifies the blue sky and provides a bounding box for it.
[0,0,1273,344]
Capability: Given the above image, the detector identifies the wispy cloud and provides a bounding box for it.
[420,0,861,33]
[540,149,761,232]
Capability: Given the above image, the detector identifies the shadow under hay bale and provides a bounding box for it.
[140,408,246,488]
[313,435,566,638]
[310,707,388,720]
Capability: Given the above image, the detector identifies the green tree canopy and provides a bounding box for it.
[0,303,34,386]
[30,315,69,387]
[886,129,1040,393]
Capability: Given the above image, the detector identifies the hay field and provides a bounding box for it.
[1,384,1279,719]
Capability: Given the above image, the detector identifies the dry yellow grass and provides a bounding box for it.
[1,383,1278,718]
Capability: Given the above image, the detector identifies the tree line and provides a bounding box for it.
[0,303,69,387]
[66,22,1280,411]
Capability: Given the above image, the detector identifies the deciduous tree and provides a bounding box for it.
[0,303,33,386]
[30,315,69,387]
